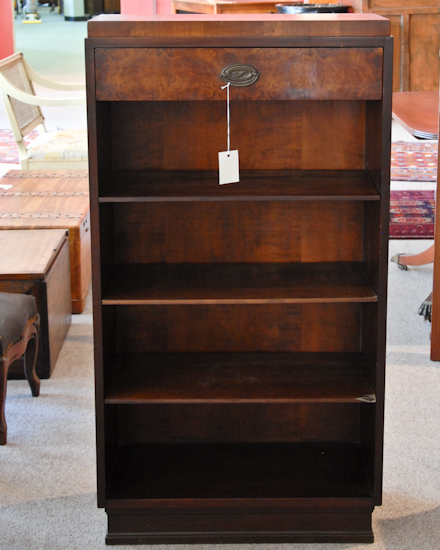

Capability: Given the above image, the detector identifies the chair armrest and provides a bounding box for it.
[0,74,86,106]
[24,59,85,91]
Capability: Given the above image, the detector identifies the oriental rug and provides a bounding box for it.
[391,141,437,182]
[0,129,39,164]
[390,190,435,239]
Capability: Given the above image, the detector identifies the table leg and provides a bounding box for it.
[391,244,435,270]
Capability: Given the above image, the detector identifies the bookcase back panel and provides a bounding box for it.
[113,202,364,264]
[107,101,366,171]
[114,303,362,353]
[115,402,361,444]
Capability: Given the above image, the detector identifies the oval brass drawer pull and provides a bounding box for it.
[220,63,259,87]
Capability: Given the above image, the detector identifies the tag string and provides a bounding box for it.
[221,82,230,152]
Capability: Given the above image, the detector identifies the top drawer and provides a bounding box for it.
[94,47,383,101]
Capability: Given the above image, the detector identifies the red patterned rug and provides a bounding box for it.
[391,141,437,182]
[390,190,435,239]
[0,129,39,164]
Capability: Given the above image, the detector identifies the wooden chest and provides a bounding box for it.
[0,229,71,378]
[0,170,91,313]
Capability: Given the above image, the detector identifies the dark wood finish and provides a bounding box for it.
[106,102,367,171]
[0,230,71,378]
[95,47,383,101]
[102,262,377,303]
[86,14,391,38]
[86,14,392,543]
[106,352,375,403]
[114,303,362,352]
[109,201,365,263]
[116,402,361,444]
[392,91,439,139]
[0,170,91,313]
[108,442,372,499]
[100,170,379,199]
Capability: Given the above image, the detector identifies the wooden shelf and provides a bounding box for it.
[98,170,380,202]
[107,442,373,503]
[105,352,375,404]
[87,14,391,542]
[102,262,378,305]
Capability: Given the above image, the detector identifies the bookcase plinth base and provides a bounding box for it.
[105,506,374,545]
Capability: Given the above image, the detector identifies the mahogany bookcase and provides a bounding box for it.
[86,13,393,544]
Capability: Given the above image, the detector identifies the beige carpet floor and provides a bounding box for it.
[0,237,439,549]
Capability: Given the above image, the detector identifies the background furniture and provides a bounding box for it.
[0,170,91,314]
[392,91,439,139]
[87,13,392,543]
[345,0,440,92]
[0,52,87,170]
[375,0,440,92]
[172,0,287,13]
[0,230,71,379]
[390,91,438,271]
[85,0,120,13]
[0,292,40,445]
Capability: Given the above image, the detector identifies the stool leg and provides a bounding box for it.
[0,358,10,445]
[24,335,40,397]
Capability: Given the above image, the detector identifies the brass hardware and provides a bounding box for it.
[220,64,259,87]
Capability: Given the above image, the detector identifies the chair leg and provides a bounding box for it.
[24,334,40,397]
[0,358,10,445]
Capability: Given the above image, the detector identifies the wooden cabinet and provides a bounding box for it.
[86,14,393,544]
[348,0,440,91]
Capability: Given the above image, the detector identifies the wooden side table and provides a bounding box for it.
[0,230,72,378]
[392,91,439,139]
[0,170,91,314]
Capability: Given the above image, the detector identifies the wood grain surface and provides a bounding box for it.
[95,48,383,101]
[87,13,391,38]
[0,229,67,279]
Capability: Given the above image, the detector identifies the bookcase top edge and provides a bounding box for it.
[87,14,391,38]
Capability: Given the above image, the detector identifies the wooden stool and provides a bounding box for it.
[0,292,40,445]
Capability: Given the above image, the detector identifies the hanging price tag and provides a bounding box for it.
[219,150,239,185]
[219,82,239,185]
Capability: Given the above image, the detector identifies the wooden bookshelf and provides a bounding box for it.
[86,14,392,544]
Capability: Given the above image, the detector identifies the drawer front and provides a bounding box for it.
[94,47,383,101]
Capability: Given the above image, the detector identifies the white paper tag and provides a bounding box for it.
[219,150,239,185]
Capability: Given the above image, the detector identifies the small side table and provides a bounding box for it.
[0,229,72,378]
[392,91,439,139]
